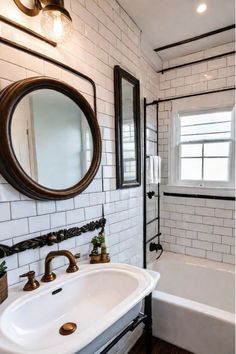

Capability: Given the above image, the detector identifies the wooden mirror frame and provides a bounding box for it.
[0,77,102,200]
[114,66,141,189]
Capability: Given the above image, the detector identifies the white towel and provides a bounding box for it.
[147,156,161,184]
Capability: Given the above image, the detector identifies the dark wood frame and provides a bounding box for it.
[114,66,141,189]
[0,76,102,200]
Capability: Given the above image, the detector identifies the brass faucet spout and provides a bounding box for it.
[41,250,79,282]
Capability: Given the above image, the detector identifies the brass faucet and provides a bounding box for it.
[20,271,40,291]
[41,250,79,282]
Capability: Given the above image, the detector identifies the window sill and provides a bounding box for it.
[163,185,235,198]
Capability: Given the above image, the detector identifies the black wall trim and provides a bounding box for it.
[154,24,235,52]
[0,15,57,47]
[145,87,235,106]
[159,87,235,103]
[163,192,235,201]
[0,37,97,117]
[157,51,235,74]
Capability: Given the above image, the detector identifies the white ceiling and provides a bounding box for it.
[118,0,235,61]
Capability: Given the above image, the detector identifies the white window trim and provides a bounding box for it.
[168,91,235,191]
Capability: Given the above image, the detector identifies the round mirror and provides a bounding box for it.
[0,77,101,200]
[11,89,93,190]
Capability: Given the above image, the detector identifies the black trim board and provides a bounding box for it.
[157,51,235,74]
[163,192,235,201]
[154,24,235,52]
[0,37,97,117]
[147,87,235,105]
[0,15,57,47]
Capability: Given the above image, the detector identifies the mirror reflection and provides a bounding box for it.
[11,89,93,190]
[122,78,137,181]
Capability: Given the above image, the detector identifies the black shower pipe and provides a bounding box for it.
[143,99,163,263]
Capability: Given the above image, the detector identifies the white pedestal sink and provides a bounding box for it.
[0,263,159,354]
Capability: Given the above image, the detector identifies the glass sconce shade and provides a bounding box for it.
[14,0,72,44]
[41,5,72,44]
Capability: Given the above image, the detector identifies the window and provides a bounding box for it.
[175,108,235,187]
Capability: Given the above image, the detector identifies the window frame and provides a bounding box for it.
[173,107,235,188]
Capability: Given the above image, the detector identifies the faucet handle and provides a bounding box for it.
[20,271,40,291]
[74,253,80,259]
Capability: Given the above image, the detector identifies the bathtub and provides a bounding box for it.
[148,252,235,354]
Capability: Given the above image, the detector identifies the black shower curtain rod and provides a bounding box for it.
[154,24,235,53]
[145,86,235,107]
[157,50,235,74]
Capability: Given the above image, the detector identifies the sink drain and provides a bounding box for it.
[59,322,77,336]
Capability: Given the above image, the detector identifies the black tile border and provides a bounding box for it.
[163,192,235,201]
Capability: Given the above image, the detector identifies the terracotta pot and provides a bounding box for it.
[0,272,8,304]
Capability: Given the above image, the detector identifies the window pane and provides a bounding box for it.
[178,109,233,184]
[204,158,229,181]
[181,121,231,136]
[181,158,202,180]
[204,142,230,157]
[180,111,232,126]
[181,144,202,157]
[181,132,231,142]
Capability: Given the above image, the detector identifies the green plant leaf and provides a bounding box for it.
[0,260,7,274]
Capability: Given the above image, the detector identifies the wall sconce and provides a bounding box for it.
[13,0,72,44]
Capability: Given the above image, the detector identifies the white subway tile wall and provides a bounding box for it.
[0,2,159,352]
[0,1,159,291]
[0,2,235,351]
[158,44,235,264]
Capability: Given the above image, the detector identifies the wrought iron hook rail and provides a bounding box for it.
[0,218,106,258]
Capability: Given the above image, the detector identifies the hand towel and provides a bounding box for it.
[147,155,161,184]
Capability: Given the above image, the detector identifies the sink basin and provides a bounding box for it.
[0,263,159,354]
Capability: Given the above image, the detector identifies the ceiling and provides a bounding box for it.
[118,0,235,61]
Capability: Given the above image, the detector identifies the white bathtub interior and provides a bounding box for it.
[148,251,235,354]
[149,252,235,313]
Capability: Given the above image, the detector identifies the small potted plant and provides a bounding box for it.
[89,232,110,264]
[0,260,8,304]
[90,236,102,262]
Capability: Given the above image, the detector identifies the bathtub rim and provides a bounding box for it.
[148,251,235,274]
[153,290,235,325]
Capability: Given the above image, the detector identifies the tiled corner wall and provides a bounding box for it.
[158,43,235,264]
[0,0,159,298]
[0,1,159,352]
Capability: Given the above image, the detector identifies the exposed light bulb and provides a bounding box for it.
[53,12,63,39]
[41,9,72,44]
[196,3,207,13]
